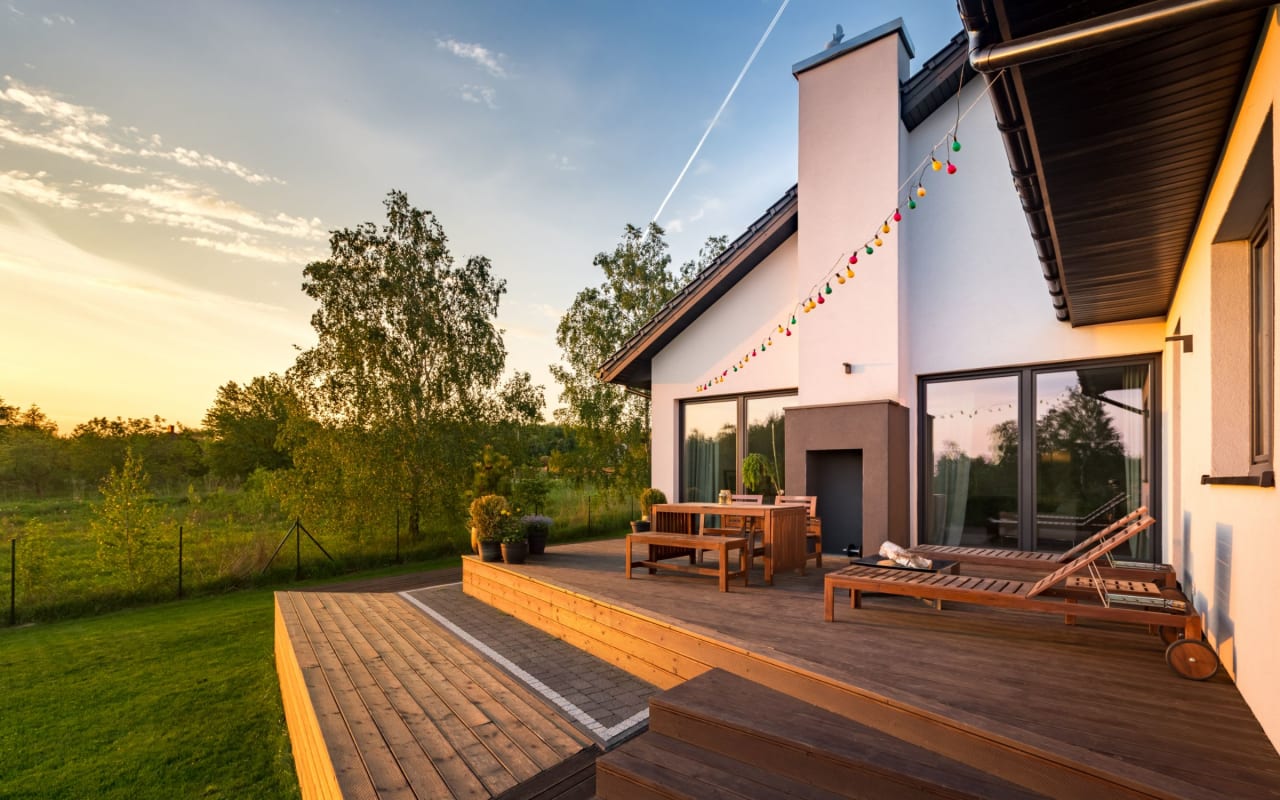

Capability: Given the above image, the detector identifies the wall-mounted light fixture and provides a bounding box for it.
[1164,334,1193,353]
[842,362,852,374]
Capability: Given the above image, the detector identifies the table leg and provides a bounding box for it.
[824,580,835,621]
[625,535,632,580]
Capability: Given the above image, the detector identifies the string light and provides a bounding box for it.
[687,72,997,391]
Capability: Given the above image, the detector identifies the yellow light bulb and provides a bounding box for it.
[917,185,927,197]
[874,236,884,247]
[846,267,855,278]
[931,158,942,171]
[882,222,891,234]
[837,274,846,285]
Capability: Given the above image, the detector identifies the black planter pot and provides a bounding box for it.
[630,519,650,533]
[479,541,502,562]
[527,531,548,555]
[502,540,529,564]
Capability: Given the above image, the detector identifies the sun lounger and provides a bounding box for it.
[909,507,1176,588]
[825,515,1219,680]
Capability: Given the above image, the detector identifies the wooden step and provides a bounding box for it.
[644,670,1045,800]
[596,733,848,800]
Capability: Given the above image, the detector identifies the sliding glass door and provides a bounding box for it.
[921,376,1020,548]
[681,400,736,502]
[920,356,1158,560]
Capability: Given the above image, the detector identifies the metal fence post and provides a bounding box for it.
[9,538,15,626]
[587,494,592,537]
[295,517,302,580]
[177,525,184,600]
[395,508,401,564]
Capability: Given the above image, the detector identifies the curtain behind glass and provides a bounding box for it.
[682,400,736,502]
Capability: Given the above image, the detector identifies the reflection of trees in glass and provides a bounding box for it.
[1037,387,1124,513]
[746,410,784,495]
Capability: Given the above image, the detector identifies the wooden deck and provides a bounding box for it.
[466,539,1280,800]
[275,588,597,800]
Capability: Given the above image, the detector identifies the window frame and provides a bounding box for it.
[917,354,1160,559]
[678,389,796,500]
[1250,204,1274,471]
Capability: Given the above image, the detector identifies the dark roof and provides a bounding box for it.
[597,187,798,389]
[601,28,977,390]
[961,0,1270,325]
[901,31,978,131]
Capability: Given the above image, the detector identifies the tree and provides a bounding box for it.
[92,448,163,591]
[0,399,68,497]
[552,224,725,494]
[203,374,294,479]
[286,190,508,542]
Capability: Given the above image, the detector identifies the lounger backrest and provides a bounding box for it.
[1059,506,1148,562]
[1026,514,1156,598]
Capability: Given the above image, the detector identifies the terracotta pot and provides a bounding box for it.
[501,540,528,564]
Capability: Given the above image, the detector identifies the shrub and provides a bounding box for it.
[638,487,667,520]
[468,494,509,543]
[521,514,552,536]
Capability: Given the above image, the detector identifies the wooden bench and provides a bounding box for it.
[626,532,749,592]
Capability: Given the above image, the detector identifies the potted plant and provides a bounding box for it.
[522,514,552,555]
[741,453,781,502]
[632,487,667,533]
[501,519,529,564]
[469,494,508,562]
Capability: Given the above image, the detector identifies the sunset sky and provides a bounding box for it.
[0,0,957,432]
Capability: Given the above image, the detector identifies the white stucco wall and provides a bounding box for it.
[649,234,800,500]
[1162,10,1279,750]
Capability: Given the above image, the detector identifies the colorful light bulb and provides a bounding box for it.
[874,236,884,247]
[846,267,855,278]
[865,245,874,255]
[816,294,825,305]
[931,157,942,172]
[893,209,902,222]
[908,198,917,209]
[767,337,773,346]
[790,315,797,325]
[837,274,846,285]
[952,138,962,152]
[947,161,957,174]
[785,327,792,336]
[824,283,833,294]
[882,221,891,234]
[777,324,784,333]
[917,184,927,198]
[849,253,858,265]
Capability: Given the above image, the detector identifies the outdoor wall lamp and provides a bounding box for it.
[842,362,852,374]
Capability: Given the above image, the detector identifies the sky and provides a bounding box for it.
[0,0,960,432]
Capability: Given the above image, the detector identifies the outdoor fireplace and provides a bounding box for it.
[784,400,909,557]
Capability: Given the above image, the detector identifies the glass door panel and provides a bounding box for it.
[1034,364,1152,560]
[681,400,737,502]
[745,395,787,497]
[922,376,1020,548]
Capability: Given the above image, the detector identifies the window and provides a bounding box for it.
[920,356,1158,562]
[1251,206,1273,469]
[680,391,795,501]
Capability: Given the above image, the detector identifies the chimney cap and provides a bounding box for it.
[793,17,915,77]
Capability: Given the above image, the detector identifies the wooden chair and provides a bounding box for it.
[700,495,763,563]
[824,514,1219,680]
[908,507,1174,587]
[777,494,822,568]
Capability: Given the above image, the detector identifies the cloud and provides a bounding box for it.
[94,182,326,241]
[0,170,80,208]
[0,77,282,184]
[179,235,305,264]
[41,13,73,25]
[548,153,575,171]
[459,84,498,109]
[436,38,508,78]
[665,218,685,234]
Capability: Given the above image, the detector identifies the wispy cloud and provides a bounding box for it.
[0,170,79,208]
[436,38,508,79]
[41,12,73,25]
[548,153,575,171]
[459,84,497,109]
[0,76,282,184]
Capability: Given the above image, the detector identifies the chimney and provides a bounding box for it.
[792,20,914,407]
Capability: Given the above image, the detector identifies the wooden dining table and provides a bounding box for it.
[651,502,810,585]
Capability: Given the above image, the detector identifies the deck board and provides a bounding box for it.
[474,539,1280,800]
[275,587,596,800]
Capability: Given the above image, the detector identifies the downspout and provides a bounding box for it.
[956,0,1275,323]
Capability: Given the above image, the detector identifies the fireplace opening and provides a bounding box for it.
[806,449,863,554]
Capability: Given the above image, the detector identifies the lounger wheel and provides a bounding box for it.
[1158,625,1183,645]
[1165,638,1219,680]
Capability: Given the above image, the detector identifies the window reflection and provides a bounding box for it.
[681,400,736,502]
[923,376,1020,548]
[746,396,787,497]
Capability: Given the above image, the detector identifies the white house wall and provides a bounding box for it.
[649,234,800,500]
[1163,10,1279,750]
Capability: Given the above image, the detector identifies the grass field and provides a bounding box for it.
[0,557,476,800]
